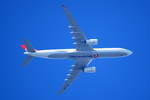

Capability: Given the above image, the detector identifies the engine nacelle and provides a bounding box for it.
[83,67,96,73]
[86,39,98,45]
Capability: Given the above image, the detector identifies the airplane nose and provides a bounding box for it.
[125,49,133,56]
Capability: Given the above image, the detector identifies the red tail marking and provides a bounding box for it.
[20,45,27,49]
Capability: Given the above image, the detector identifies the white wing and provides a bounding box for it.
[58,58,92,94]
[62,5,93,51]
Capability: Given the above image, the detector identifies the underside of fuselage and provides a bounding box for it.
[24,48,132,59]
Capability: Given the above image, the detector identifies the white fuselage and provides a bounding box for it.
[24,48,132,59]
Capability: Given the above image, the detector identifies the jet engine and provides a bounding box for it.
[86,39,98,45]
[83,67,96,73]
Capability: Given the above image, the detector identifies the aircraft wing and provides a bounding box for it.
[62,5,93,51]
[58,58,92,94]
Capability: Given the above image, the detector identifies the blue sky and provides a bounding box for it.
[0,0,150,100]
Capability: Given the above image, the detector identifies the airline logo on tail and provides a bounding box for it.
[20,45,27,51]
[20,40,36,52]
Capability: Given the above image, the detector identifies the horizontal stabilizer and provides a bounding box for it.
[20,40,35,52]
[22,56,33,66]
[24,40,35,52]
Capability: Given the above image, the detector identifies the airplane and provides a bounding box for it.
[20,5,133,94]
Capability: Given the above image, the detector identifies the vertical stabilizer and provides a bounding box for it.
[20,40,35,52]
